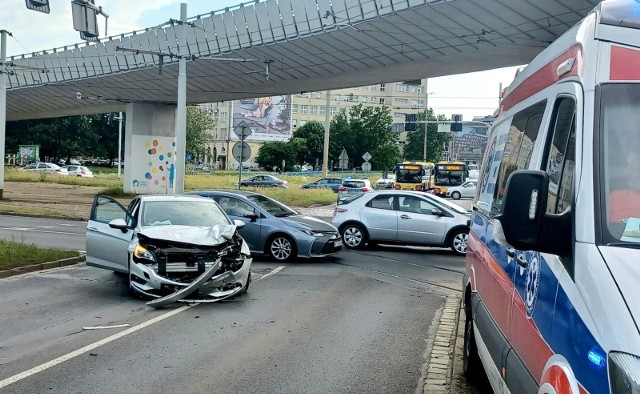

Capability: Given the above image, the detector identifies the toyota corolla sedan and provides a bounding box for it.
[332,190,470,255]
[187,190,342,262]
[85,195,252,307]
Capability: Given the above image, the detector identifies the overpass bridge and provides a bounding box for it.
[1,0,600,194]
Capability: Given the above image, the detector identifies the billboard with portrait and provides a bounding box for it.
[231,95,292,142]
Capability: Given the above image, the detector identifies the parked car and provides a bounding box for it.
[65,165,94,178]
[337,178,374,202]
[332,190,470,255]
[23,162,68,176]
[239,174,288,188]
[85,195,252,304]
[300,177,343,192]
[188,190,342,262]
[445,180,476,200]
[376,174,396,189]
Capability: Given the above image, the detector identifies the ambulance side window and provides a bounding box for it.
[544,97,576,214]
[491,100,547,214]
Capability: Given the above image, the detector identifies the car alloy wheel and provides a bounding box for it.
[269,235,295,261]
[452,191,462,200]
[342,224,366,249]
[451,230,469,255]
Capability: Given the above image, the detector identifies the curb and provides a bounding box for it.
[0,255,86,278]
[422,294,462,393]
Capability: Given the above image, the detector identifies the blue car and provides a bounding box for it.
[186,190,342,262]
[299,177,343,193]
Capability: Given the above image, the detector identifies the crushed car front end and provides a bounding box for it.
[127,225,252,306]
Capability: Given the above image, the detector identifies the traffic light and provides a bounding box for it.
[405,114,417,132]
[451,123,462,132]
[451,114,463,132]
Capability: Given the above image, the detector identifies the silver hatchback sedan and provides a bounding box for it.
[332,191,470,255]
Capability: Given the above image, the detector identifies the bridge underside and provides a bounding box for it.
[6,0,599,121]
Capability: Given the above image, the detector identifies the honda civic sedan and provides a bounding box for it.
[332,191,470,255]
[188,190,342,262]
[85,195,252,306]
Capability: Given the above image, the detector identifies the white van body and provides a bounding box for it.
[463,1,640,393]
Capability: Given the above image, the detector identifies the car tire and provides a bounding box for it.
[268,234,297,262]
[341,223,367,249]
[463,305,483,383]
[449,229,469,256]
[451,191,462,200]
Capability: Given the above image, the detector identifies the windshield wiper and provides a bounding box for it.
[606,242,640,249]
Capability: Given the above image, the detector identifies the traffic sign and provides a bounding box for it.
[234,121,252,141]
[232,142,251,162]
[361,162,372,172]
[362,151,372,162]
[339,149,349,169]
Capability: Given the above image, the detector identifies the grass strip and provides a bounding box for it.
[0,239,78,271]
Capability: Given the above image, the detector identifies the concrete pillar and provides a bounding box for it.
[123,103,179,194]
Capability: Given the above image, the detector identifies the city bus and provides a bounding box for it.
[393,161,434,191]
[431,161,467,195]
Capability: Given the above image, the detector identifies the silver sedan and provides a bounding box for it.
[332,191,470,255]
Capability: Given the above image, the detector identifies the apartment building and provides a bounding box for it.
[200,79,434,170]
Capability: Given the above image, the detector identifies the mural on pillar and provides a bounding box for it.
[130,136,177,194]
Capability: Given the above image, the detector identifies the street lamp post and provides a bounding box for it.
[422,81,435,162]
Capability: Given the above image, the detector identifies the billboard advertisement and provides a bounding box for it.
[18,145,39,161]
[130,136,177,194]
[231,95,292,142]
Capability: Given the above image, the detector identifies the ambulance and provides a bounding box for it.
[463,1,640,392]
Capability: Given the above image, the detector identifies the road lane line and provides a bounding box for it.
[0,304,195,389]
[255,266,285,281]
[0,228,78,236]
[57,224,77,227]
[0,265,285,388]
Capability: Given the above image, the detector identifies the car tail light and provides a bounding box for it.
[361,187,372,192]
[338,186,346,191]
[335,207,348,213]
[56,169,62,173]
[81,170,87,175]
[394,184,401,190]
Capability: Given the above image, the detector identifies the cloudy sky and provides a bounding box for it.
[1,0,522,120]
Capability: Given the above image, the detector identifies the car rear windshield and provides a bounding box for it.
[343,181,366,188]
[337,194,365,205]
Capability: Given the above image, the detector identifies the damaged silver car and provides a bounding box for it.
[86,195,252,308]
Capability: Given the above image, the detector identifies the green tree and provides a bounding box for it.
[186,106,215,161]
[329,105,400,170]
[255,141,296,171]
[88,113,120,165]
[291,120,325,166]
[403,109,451,162]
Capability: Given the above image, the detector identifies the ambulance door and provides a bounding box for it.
[507,89,580,392]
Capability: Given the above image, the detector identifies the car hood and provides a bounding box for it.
[599,246,640,329]
[281,215,336,232]
[137,224,237,246]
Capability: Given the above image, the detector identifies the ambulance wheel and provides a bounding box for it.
[463,310,482,383]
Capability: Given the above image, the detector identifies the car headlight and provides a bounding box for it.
[301,229,323,237]
[133,244,156,262]
[609,352,640,393]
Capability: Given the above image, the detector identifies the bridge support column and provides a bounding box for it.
[123,103,181,194]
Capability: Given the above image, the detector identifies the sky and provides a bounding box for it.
[0,0,523,121]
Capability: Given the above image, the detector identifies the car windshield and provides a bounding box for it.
[343,180,366,188]
[396,169,423,183]
[428,194,470,214]
[141,200,230,227]
[600,83,640,247]
[246,194,297,217]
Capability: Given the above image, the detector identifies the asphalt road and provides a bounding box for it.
[0,248,465,394]
[0,215,85,251]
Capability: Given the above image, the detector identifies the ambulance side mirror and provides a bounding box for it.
[496,170,572,256]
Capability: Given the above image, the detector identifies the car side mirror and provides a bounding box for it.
[496,170,572,256]
[233,219,246,229]
[243,213,258,222]
[430,209,444,216]
[108,218,129,233]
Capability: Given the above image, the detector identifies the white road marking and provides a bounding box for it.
[36,226,55,229]
[0,228,78,236]
[0,264,285,389]
[0,305,195,389]
[0,227,35,231]
[255,266,285,281]
[57,223,77,227]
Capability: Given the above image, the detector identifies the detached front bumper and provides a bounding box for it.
[129,254,252,305]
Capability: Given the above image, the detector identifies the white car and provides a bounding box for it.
[23,162,68,176]
[65,165,94,177]
[376,174,396,189]
[85,195,252,307]
[445,180,477,200]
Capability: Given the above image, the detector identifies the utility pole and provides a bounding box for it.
[423,79,429,162]
[322,90,331,177]
[174,3,187,194]
[117,112,123,179]
[0,30,7,200]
